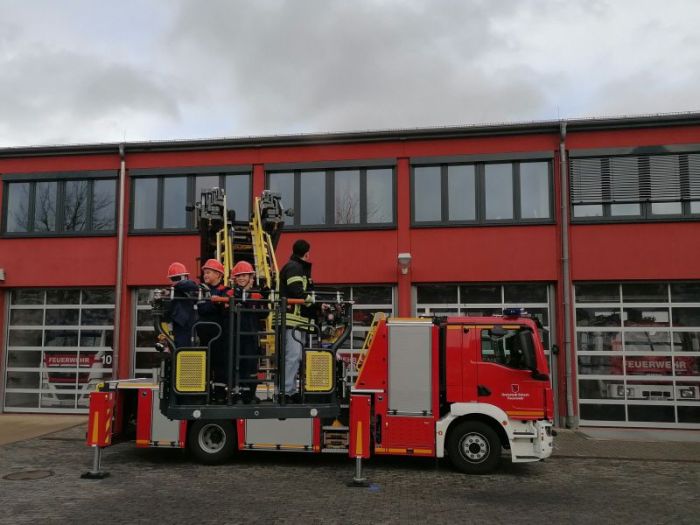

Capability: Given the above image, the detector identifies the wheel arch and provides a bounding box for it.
[436,403,512,458]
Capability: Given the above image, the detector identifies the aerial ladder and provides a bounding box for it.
[151,187,353,421]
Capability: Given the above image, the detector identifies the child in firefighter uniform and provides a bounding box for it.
[196,259,233,385]
[230,261,267,403]
[166,262,198,349]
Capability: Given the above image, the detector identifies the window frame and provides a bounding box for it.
[570,147,700,224]
[265,165,396,231]
[410,159,554,227]
[2,171,118,237]
[128,168,252,234]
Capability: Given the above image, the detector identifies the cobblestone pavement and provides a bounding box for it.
[0,425,698,525]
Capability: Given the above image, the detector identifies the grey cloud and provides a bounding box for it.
[162,0,546,133]
[0,32,182,145]
[1,0,699,147]
[589,65,700,117]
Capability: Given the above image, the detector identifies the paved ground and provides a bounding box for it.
[0,414,87,446]
[0,422,698,524]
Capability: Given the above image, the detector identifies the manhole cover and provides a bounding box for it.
[3,470,54,481]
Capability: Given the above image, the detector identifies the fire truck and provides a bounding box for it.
[83,189,554,480]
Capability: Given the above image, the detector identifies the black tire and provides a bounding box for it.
[446,420,502,475]
[188,420,236,465]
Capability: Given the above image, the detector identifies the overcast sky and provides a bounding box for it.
[1,0,699,147]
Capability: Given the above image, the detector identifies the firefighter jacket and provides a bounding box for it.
[168,279,198,348]
[278,254,315,329]
[196,281,233,382]
[169,279,198,328]
[197,282,233,333]
[232,285,268,339]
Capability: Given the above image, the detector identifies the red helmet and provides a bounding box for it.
[231,260,255,276]
[167,262,189,279]
[201,259,225,274]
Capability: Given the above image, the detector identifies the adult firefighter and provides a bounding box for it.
[231,261,267,403]
[279,239,315,402]
[166,262,198,349]
[197,258,232,384]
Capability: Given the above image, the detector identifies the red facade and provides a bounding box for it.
[2,114,700,427]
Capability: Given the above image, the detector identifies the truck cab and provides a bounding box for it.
[353,314,553,474]
[438,315,554,472]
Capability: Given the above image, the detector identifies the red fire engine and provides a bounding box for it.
[83,190,554,480]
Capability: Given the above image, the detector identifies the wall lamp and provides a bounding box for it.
[397,253,412,275]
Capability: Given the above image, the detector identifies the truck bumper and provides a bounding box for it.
[510,420,554,463]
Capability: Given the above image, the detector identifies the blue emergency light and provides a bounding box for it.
[502,307,526,318]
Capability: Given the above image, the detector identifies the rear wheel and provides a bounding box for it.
[188,420,236,464]
[446,420,501,474]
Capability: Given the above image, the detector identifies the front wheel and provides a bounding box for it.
[446,420,502,474]
[188,420,236,464]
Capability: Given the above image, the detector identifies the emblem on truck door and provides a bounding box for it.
[511,384,519,393]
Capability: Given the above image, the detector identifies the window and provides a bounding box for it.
[31,181,56,232]
[574,282,700,427]
[334,170,360,224]
[481,328,533,370]
[448,165,476,221]
[268,172,294,213]
[133,178,158,229]
[130,171,251,231]
[366,169,393,223]
[414,167,441,222]
[520,162,552,219]
[484,163,514,220]
[412,161,551,225]
[300,171,326,225]
[162,177,187,229]
[650,156,682,215]
[225,174,250,222]
[3,178,116,235]
[4,288,114,412]
[266,167,394,228]
[570,152,700,221]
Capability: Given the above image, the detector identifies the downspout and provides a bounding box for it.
[112,143,127,379]
[559,122,577,428]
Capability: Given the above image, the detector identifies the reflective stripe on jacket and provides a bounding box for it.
[279,255,314,329]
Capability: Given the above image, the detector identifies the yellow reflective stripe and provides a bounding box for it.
[285,313,312,327]
[271,312,311,327]
[286,276,307,287]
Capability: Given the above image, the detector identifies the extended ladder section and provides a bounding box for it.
[355,312,386,376]
[192,188,284,290]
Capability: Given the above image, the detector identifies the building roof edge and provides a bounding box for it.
[1,111,700,158]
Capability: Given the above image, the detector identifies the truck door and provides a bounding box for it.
[476,326,546,418]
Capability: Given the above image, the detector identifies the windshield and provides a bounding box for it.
[481,327,536,370]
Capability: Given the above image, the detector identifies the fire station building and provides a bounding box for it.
[1,113,699,430]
